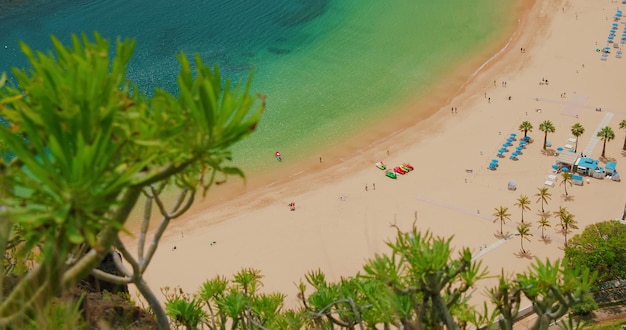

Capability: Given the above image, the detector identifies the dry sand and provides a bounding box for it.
[124,0,626,315]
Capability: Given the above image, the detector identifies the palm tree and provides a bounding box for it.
[554,206,569,228]
[539,120,556,150]
[557,210,578,247]
[537,216,551,239]
[620,119,626,151]
[559,171,573,197]
[534,187,552,214]
[519,121,533,138]
[517,222,533,253]
[570,123,585,153]
[493,206,511,236]
[597,126,615,158]
[514,195,531,223]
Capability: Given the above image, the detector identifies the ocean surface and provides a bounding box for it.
[0,0,515,172]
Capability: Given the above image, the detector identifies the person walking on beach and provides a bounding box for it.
[365,184,368,191]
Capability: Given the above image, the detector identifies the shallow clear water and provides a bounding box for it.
[0,0,515,172]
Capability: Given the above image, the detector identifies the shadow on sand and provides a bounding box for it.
[539,236,552,244]
[514,250,533,259]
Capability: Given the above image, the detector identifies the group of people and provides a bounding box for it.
[288,202,296,211]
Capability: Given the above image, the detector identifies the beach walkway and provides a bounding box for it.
[472,234,514,260]
[582,112,614,156]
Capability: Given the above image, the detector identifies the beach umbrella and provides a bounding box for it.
[562,167,569,172]
[491,159,499,163]
[557,147,564,152]
[498,148,506,153]
[510,133,517,138]
[552,164,559,170]
[512,151,519,156]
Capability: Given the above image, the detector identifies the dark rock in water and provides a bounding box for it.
[275,0,329,27]
[267,47,291,55]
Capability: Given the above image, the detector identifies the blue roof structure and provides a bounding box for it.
[606,162,617,171]
[575,157,599,170]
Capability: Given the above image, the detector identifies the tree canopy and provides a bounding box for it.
[565,220,626,284]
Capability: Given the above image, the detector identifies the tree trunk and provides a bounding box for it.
[602,139,607,157]
[543,133,548,150]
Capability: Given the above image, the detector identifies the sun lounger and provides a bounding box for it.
[544,180,555,187]
[546,174,557,181]
[565,144,573,149]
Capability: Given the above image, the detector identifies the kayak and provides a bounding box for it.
[375,161,386,170]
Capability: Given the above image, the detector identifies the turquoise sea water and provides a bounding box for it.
[0,0,515,172]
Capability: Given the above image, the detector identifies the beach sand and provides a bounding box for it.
[123,0,626,318]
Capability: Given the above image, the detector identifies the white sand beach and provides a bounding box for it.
[123,0,626,316]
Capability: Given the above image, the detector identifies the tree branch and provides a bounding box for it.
[137,191,153,262]
[0,208,11,302]
[62,186,142,289]
[141,188,194,272]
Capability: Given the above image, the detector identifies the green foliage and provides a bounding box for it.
[597,126,615,157]
[519,121,533,137]
[164,291,207,330]
[539,120,556,150]
[570,291,598,315]
[485,258,596,329]
[169,228,597,329]
[300,228,488,329]
[571,123,585,153]
[166,269,300,330]
[25,295,87,330]
[0,32,264,327]
[565,220,626,283]
[493,206,511,236]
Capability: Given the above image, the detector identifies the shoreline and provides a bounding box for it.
[126,0,626,314]
[176,0,530,225]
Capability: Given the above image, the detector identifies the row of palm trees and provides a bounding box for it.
[493,187,579,255]
[519,119,626,157]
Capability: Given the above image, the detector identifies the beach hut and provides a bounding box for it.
[574,157,599,175]
[606,162,617,175]
[572,174,584,186]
